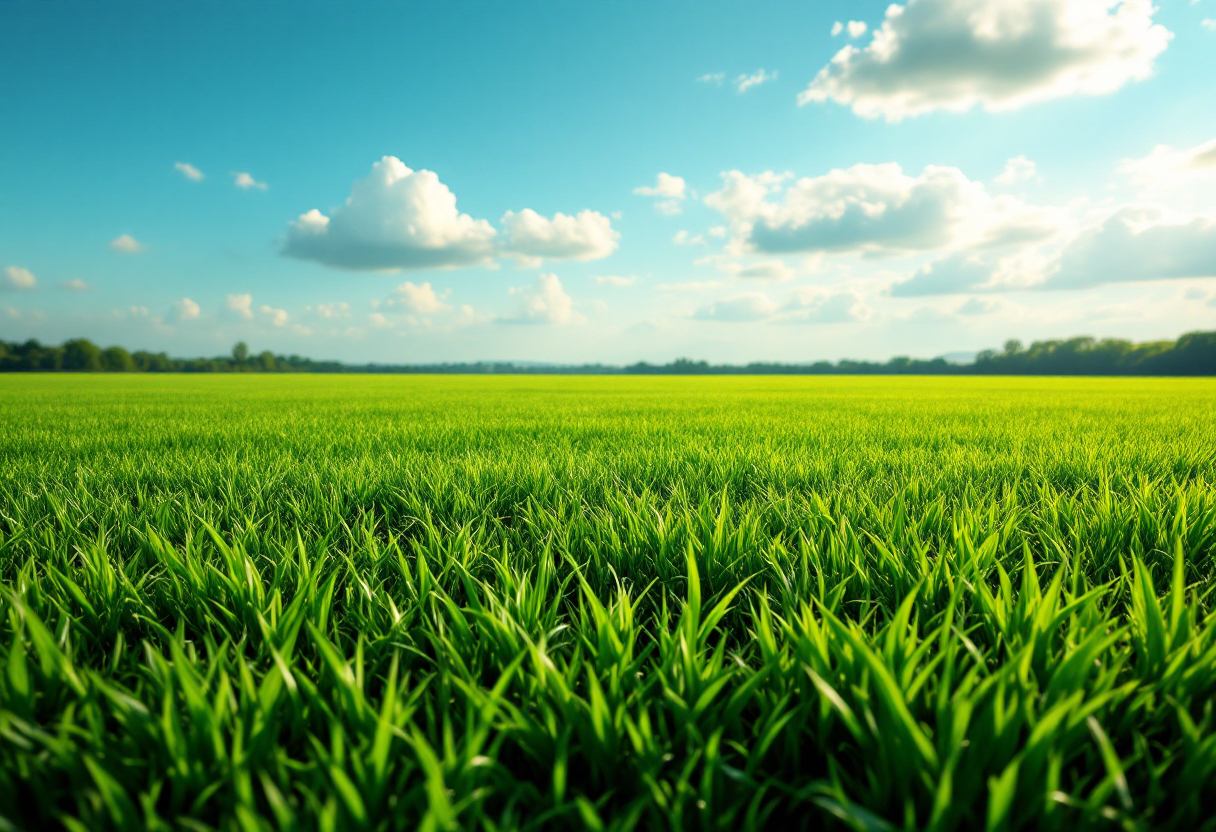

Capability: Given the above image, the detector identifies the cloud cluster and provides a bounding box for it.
[392,281,450,314]
[634,173,687,215]
[3,266,36,290]
[891,207,1216,295]
[706,163,1052,257]
[500,273,583,325]
[800,0,1171,121]
[995,156,1038,185]
[227,293,254,318]
[694,289,868,323]
[1118,138,1216,191]
[283,157,617,272]
[500,209,619,266]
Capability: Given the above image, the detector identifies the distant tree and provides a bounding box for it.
[103,346,136,372]
[232,341,249,364]
[1003,339,1023,354]
[62,339,104,371]
[258,350,276,371]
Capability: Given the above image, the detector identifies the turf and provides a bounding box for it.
[1,374,1215,832]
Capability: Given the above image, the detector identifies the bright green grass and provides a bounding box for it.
[1,375,1215,832]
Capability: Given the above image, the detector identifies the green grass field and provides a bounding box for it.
[1,375,1215,832]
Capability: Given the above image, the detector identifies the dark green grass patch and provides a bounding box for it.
[1,375,1215,831]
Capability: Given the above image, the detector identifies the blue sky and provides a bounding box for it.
[2,0,1215,364]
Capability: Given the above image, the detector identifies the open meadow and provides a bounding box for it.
[1,374,1215,832]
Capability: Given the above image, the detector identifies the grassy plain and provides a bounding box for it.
[1,374,1214,831]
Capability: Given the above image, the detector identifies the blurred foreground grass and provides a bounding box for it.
[1,374,1214,831]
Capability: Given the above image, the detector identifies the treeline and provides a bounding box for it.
[0,340,345,373]
[2,331,1214,375]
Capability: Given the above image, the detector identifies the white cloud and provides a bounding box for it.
[130,306,149,318]
[698,72,725,85]
[233,172,268,190]
[847,21,868,38]
[260,304,289,327]
[891,253,997,296]
[736,69,778,94]
[694,289,866,324]
[393,281,450,314]
[832,22,844,36]
[500,209,619,265]
[283,157,498,271]
[111,234,144,254]
[634,173,687,215]
[594,274,637,287]
[226,293,254,318]
[634,173,686,200]
[174,298,200,321]
[706,163,1052,257]
[673,230,706,246]
[369,312,393,328]
[312,302,351,319]
[995,156,1038,185]
[892,207,1216,294]
[783,290,871,323]
[62,278,89,291]
[800,0,1172,121]
[1047,207,1216,288]
[3,266,36,290]
[1203,19,1216,32]
[500,273,583,325]
[694,292,779,322]
[175,162,204,181]
[1119,137,1216,190]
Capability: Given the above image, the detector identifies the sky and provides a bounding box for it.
[2,0,1215,365]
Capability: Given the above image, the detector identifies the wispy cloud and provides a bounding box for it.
[175,162,204,181]
[735,69,777,94]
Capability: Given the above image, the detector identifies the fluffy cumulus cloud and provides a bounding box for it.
[174,298,200,321]
[891,207,1216,295]
[499,209,619,266]
[283,157,498,271]
[233,172,268,190]
[706,163,1052,257]
[1047,208,1216,288]
[111,234,144,254]
[500,273,583,325]
[261,305,290,327]
[890,252,999,296]
[634,173,687,214]
[995,156,1038,185]
[62,278,89,291]
[226,293,254,318]
[3,266,37,290]
[284,157,617,272]
[800,0,1172,121]
[175,162,204,181]
[392,281,450,314]
[1119,138,1216,190]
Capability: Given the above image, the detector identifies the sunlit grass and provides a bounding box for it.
[1,374,1214,831]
